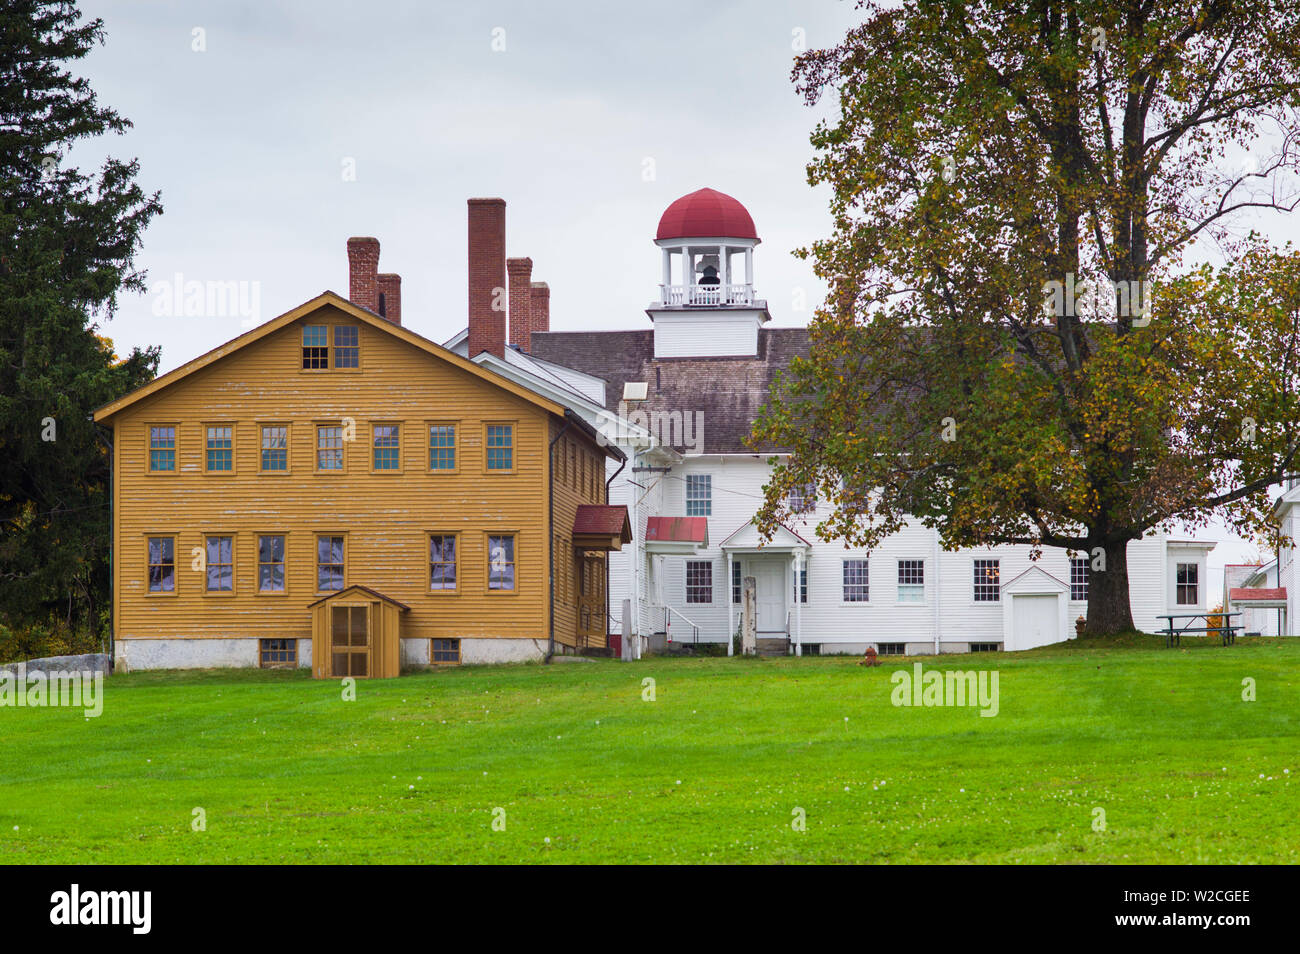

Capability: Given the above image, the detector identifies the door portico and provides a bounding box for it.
[719,521,810,656]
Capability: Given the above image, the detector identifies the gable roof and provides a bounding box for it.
[572,504,633,549]
[573,504,633,539]
[307,584,411,610]
[527,327,810,454]
[718,519,810,551]
[93,291,567,423]
[1000,565,1068,593]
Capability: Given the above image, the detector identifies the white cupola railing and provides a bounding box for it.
[659,282,756,307]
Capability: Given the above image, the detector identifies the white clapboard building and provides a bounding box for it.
[447,189,1215,653]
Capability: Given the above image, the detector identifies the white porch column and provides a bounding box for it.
[661,247,671,300]
[681,246,692,298]
[726,551,735,656]
[794,550,803,656]
[720,244,729,296]
[744,247,753,286]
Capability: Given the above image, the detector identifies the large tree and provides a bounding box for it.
[754,0,1300,634]
[0,0,160,649]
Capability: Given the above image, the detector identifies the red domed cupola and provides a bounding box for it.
[656,188,759,241]
[648,188,768,357]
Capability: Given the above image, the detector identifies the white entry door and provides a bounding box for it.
[753,562,787,632]
[1012,594,1060,650]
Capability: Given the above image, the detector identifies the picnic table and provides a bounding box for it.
[1157,612,1242,648]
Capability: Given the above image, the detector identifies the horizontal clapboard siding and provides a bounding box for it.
[111,304,560,645]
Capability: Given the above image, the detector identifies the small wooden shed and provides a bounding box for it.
[308,585,409,679]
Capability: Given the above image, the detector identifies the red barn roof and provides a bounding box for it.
[656,188,758,241]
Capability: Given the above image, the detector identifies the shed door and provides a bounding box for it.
[1012,595,1059,651]
[331,604,369,677]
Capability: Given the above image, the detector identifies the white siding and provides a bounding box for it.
[615,454,1192,652]
[651,313,761,358]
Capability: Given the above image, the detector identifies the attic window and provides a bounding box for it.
[302,325,328,369]
[334,326,360,368]
[301,325,360,369]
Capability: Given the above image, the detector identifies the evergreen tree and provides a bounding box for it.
[0,0,161,651]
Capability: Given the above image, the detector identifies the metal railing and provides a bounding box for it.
[664,604,701,644]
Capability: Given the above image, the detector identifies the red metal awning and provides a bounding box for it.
[1229,587,1287,602]
[644,516,708,551]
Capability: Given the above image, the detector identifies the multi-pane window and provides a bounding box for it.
[486,424,513,470]
[149,426,176,472]
[1070,557,1089,601]
[317,425,344,470]
[876,642,905,656]
[429,425,456,470]
[794,565,808,603]
[843,559,870,602]
[317,536,344,591]
[898,559,924,602]
[1176,562,1199,605]
[372,424,400,470]
[261,425,287,471]
[429,535,457,590]
[259,638,296,667]
[302,325,328,369]
[333,325,359,368]
[205,536,234,592]
[686,560,713,603]
[788,482,817,513]
[840,476,868,514]
[973,559,1001,602]
[258,535,286,593]
[487,535,515,590]
[205,426,233,472]
[147,537,175,592]
[432,638,460,665]
[732,561,742,604]
[685,474,712,516]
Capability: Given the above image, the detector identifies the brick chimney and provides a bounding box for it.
[507,257,533,351]
[346,237,380,313]
[377,273,401,325]
[530,281,550,341]
[467,198,507,359]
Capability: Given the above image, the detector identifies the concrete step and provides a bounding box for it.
[756,637,790,657]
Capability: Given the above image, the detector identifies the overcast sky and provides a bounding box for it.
[73,0,1278,583]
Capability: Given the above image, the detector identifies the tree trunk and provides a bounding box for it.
[1083,539,1136,636]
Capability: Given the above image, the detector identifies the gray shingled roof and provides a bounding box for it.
[528,327,810,454]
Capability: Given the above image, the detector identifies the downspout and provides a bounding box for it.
[605,455,626,648]
[546,417,572,663]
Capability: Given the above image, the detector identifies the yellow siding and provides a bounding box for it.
[549,421,610,649]
[109,303,558,651]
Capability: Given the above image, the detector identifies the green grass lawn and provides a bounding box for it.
[1,637,1296,864]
